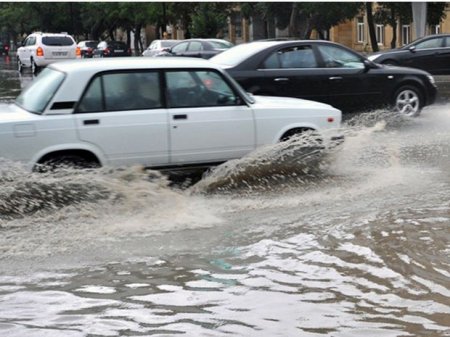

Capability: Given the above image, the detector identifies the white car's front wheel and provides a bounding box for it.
[31,59,40,75]
[17,58,23,73]
[393,85,422,117]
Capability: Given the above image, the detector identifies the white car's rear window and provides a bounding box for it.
[15,68,65,114]
[42,36,74,46]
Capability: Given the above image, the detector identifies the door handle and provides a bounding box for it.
[83,119,99,125]
[173,114,187,120]
[329,76,343,81]
[274,77,289,82]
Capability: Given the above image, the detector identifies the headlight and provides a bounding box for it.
[427,75,435,85]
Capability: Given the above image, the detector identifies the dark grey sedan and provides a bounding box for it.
[156,39,233,59]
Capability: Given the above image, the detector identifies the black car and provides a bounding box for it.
[209,40,437,116]
[93,41,131,57]
[156,38,233,59]
[77,40,99,58]
[368,34,450,75]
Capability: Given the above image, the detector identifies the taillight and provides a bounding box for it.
[103,48,110,55]
[36,47,44,57]
[4,46,9,51]
[76,46,81,57]
[327,117,335,123]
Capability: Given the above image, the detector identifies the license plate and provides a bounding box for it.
[52,51,68,57]
[114,50,124,53]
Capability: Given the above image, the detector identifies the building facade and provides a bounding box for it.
[227,3,450,53]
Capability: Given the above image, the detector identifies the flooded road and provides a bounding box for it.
[0,56,449,336]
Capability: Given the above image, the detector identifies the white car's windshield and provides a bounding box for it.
[15,68,65,114]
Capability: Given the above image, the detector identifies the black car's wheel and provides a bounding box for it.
[393,85,423,117]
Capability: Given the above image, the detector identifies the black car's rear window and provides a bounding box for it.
[85,41,98,48]
[108,41,127,48]
[42,36,74,46]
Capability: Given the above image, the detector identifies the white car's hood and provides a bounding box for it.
[251,94,339,112]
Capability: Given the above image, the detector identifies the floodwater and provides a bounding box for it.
[0,56,449,337]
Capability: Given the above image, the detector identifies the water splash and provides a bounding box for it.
[190,132,332,194]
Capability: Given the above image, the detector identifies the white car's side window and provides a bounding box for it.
[77,72,161,113]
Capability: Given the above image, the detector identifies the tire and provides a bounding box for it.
[31,59,40,75]
[280,128,319,142]
[393,85,423,117]
[17,57,23,73]
[36,154,99,172]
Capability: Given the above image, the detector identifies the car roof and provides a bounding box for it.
[49,57,218,73]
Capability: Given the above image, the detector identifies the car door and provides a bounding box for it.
[74,71,170,167]
[165,69,255,164]
[18,36,35,67]
[170,41,189,57]
[248,44,329,104]
[314,43,384,112]
[182,40,204,58]
[406,36,449,74]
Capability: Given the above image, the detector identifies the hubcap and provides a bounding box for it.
[395,89,419,116]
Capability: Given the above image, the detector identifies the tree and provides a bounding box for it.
[240,2,362,40]
[366,2,379,52]
[374,2,448,49]
[188,3,233,38]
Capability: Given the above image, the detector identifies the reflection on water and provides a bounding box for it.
[0,61,449,335]
[0,55,33,103]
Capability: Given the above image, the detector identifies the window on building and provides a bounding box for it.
[402,25,411,45]
[357,18,365,43]
[376,24,384,45]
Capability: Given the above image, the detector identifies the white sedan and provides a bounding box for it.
[0,57,342,171]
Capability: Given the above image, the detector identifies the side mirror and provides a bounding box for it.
[409,46,416,53]
[363,59,377,71]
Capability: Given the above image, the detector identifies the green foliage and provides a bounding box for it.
[302,2,364,32]
[0,1,448,45]
[189,3,232,38]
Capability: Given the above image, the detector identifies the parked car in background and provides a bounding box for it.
[0,57,341,171]
[77,40,98,58]
[17,32,79,74]
[156,38,233,59]
[93,41,131,57]
[0,41,10,56]
[367,34,450,75]
[142,39,178,57]
[210,40,437,116]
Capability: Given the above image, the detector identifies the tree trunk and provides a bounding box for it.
[134,24,142,56]
[366,2,379,52]
[390,8,397,49]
